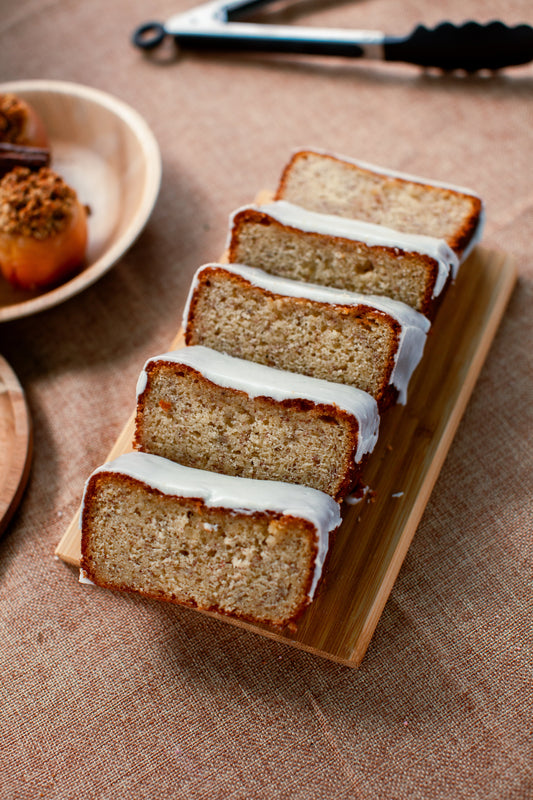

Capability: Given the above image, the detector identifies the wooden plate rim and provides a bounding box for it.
[0,355,32,536]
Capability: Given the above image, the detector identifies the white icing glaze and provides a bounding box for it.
[183,263,430,404]
[229,200,459,296]
[460,204,486,262]
[137,345,379,462]
[79,569,95,585]
[82,452,341,599]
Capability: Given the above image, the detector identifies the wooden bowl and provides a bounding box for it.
[0,80,162,322]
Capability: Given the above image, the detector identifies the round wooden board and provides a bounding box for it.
[0,355,32,536]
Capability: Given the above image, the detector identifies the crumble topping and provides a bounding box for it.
[0,167,78,239]
[0,93,30,145]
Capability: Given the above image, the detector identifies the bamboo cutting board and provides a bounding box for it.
[56,245,516,667]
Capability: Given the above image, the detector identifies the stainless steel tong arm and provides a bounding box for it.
[144,0,385,57]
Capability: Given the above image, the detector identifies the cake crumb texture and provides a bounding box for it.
[135,360,361,499]
[229,208,439,313]
[81,473,318,625]
[185,266,400,406]
[275,150,482,255]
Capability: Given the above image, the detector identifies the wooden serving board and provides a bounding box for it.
[0,356,32,536]
[56,246,516,667]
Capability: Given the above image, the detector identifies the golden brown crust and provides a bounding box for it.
[275,150,482,258]
[446,195,483,255]
[134,358,363,500]
[81,573,314,628]
[229,207,443,317]
[273,150,302,201]
[184,266,223,346]
[80,471,323,627]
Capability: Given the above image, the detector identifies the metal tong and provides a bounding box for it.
[132,0,533,71]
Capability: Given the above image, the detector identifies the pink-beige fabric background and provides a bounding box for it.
[1,0,532,798]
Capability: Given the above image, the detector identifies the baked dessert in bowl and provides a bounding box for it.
[0,92,49,149]
[0,80,161,321]
[0,166,88,291]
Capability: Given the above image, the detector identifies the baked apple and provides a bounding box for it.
[0,93,49,148]
[0,167,88,290]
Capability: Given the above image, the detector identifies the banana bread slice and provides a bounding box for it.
[275,149,484,259]
[227,200,459,317]
[183,263,430,408]
[134,345,379,500]
[80,452,341,626]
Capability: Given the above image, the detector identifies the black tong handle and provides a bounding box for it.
[385,21,533,71]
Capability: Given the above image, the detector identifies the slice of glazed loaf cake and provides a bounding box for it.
[183,263,430,409]
[134,346,379,500]
[275,149,484,260]
[80,452,342,625]
[227,200,459,316]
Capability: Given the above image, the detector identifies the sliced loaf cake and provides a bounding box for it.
[183,263,430,409]
[134,345,379,500]
[275,149,484,259]
[80,452,342,626]
[228,200,459,316]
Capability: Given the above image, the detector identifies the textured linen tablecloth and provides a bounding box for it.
[1,0,532,798]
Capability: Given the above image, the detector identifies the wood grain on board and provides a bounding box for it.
[55,246,516,666]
